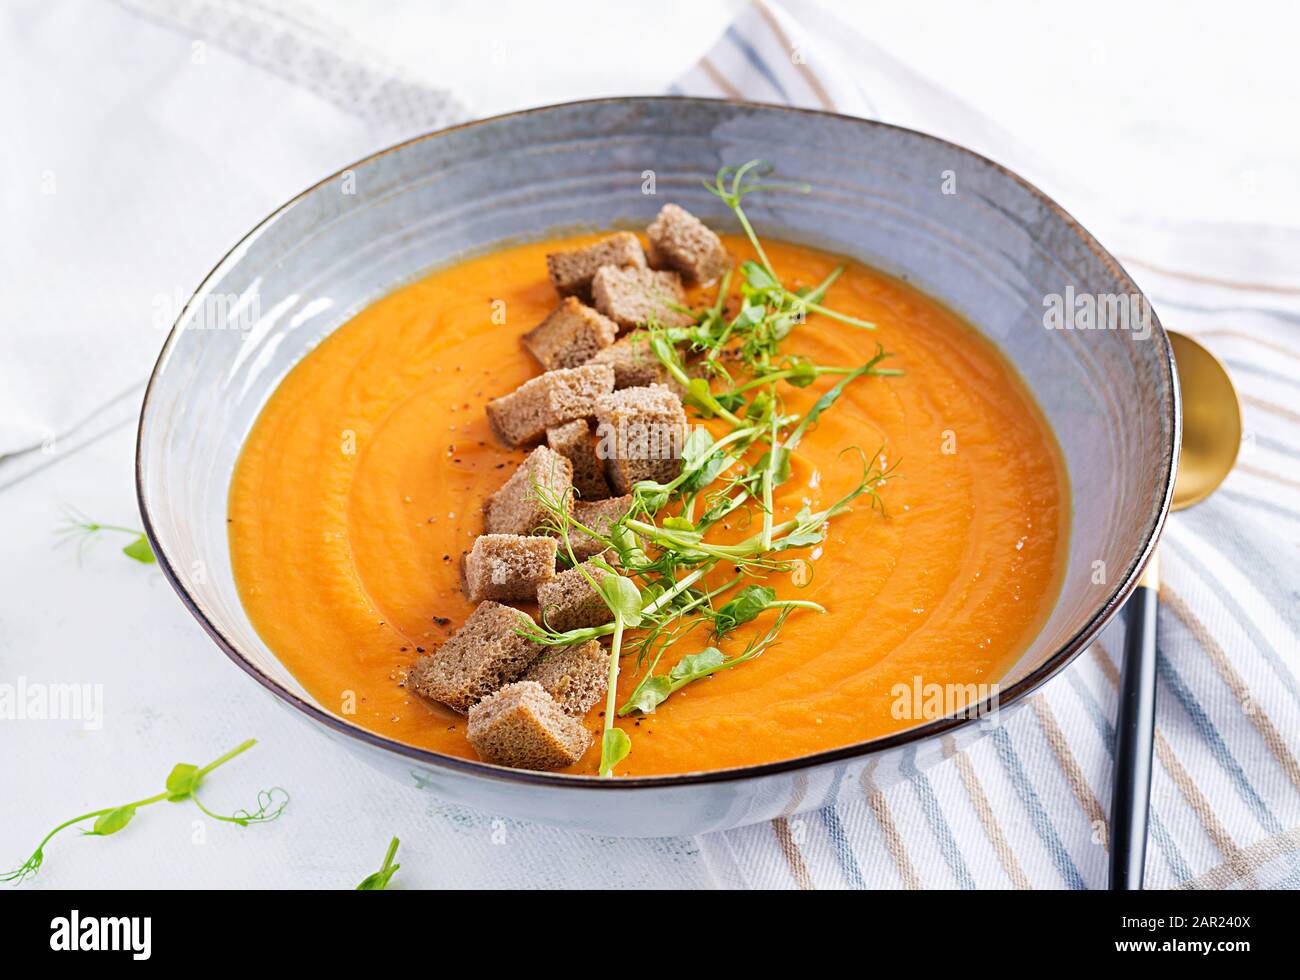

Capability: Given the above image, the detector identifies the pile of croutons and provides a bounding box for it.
[408,204,729,771]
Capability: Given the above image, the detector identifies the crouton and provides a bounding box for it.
[569,494,632,562]
[467,681,592,770]
[486,363,616,447]
[546,232,646,299]
[591,266,693,330]
[594,384,688,493]
[646,203,729,284]
[587,332,668,389]
[464,534,557,602]
[484,445,573,536]
[522,297,618,371]
[546,419,610,501]
[523,640,608,716]
[409,601,543,713]
[535,561,611,632]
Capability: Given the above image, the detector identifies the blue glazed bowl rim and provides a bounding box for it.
[135,95,1180,790]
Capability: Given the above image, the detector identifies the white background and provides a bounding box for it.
[302,0,1300,226]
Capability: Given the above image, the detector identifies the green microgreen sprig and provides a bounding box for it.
[356,836,401,890]
[57,507,155,564]
[2,739,287,885]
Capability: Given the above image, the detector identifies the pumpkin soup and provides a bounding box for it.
[229,212,1067,777]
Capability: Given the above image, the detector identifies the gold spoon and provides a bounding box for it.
[1110,330,1242,889]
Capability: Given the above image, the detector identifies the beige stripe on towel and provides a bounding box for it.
[698,55,745,99]
[1196,328,1300,364]
[772,772,816,889]
[1178,824,1300,890]
[1031,696,1110,851]
[1116,254,1300,296]
[1162,584,1300,793]
[943,735,1033,889]
[860,759,922,889]
[753,0,837,111]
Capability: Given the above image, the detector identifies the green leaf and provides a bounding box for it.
[715,391,746,413]
[777,529,825,549]
[89,806,136,836]
[683,451,735,494]
[733,299,766,329]
[669,647,727,681]
[356,868,399,890]
[744,390,771,421]
[785,357,819,388]
[600,575,644,627]
[662,516,696,532]
[599,727,631,776]
[634,487,670,513]
[742,260,779,291]
[757,448,792,487]
[165,763,201,800]
[620,675,672,716]
[680,427,715,468]
[121,535,155,564]
[713,586,776,637]
[683,377,721,418]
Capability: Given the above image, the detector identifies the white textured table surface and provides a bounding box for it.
[2,0,1297,889]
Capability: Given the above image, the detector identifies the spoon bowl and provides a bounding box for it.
[1169,332,1243,510]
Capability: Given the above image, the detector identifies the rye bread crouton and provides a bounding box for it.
[646,203,728,284]
[409,601,543,713]
[523,640,608,716]
[464,534,558,602]
[546,232,646,300]
[546,419,610,501]
[522,297,618,371]
[568,494,633,562]
[587,332,668,389]
[594,384,688,494]
[486,363,616,447]
[484,445,574,536]
[591,266,693,330]
[467,681,592,770]
[535,561,611,632]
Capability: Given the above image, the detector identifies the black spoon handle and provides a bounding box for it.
[1109,554,1160,890]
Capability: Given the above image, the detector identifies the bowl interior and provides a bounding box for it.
[137,97,1176,773]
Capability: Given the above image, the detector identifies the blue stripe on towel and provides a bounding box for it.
[818,771,866,889]
[990,726,1087,889]
[1221,489,1300,523]
[1065,671,1194,885]
[1172,513,1300,644]
[1155,643,1283,834]
[724,25,791,101]
[901,746,976,888]
[1150,294,1300,329]
[1255,434,1300,463]
[1224,357,1300,392]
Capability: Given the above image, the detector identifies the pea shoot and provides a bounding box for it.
[356,837,402,890]
[2,739,287,885]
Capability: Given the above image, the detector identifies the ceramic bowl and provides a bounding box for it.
[136,97,1178,837]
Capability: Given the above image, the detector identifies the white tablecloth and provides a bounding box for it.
[2,0,1298,889]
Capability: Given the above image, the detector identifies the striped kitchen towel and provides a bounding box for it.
[680,0,1300,889]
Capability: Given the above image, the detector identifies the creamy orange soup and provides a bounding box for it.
[229,234,1068,776]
